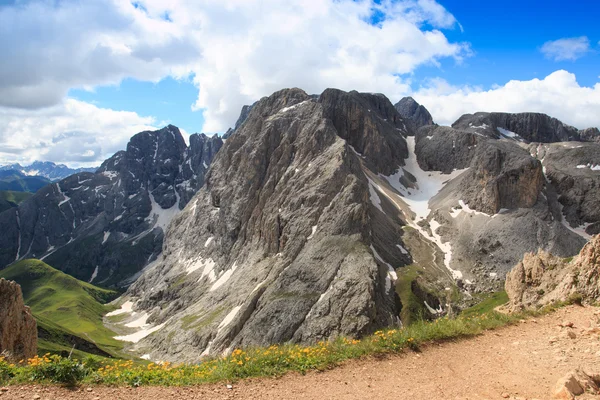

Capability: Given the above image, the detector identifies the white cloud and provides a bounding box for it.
[0,100,157,167]
[413,70,600,129]
[0,0,467,137]
[540,36,590,61]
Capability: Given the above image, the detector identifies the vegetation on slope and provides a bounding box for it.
[6,292,578,387]
[0,190,32,212]
[0,259,122,358]
[0,170,51,192]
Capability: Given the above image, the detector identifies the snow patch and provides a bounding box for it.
[497,127,522,140]
[450,200,491,218]
[209,262,238,292]
[280,100,309,113]
[146,190,181,231]
[307,225,317,240]
[204,237,214,247]
[218,306,242,331]
[101,171,118,180]
[89,265,99,283]
[381,137,467,223]
[367,177,384,212]
[369,245,397,291]
[115,323,165,343]
[396,244,409,255]
[106,301,134,317]
[125,313,150,328]
[576,163,600,171]
[102,231,110,245]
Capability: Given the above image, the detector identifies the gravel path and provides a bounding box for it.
[3,305,600,400]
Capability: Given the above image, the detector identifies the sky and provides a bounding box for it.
[1,0,600,167]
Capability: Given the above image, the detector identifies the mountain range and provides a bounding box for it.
[0,161,97,182]
[0,88,599,362]
[0,125,222,287]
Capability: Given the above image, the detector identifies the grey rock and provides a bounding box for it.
[394,97,434,130]
[124,88,410,361]
[452,112,599,143]
[0,125,222,287]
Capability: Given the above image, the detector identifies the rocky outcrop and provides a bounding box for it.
[452,112,599,143]
[0,125,223,287]
[504,235,600,311]
[0,278,36,361]
[534,142,600,236]
[394,97,434,130]
[459,141,544,214]
[320,90,409,175]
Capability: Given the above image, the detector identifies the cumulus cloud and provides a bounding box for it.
[0,100,157,167]
[540,36,590,61]
[413,70,600,129]
[0,0,467,136]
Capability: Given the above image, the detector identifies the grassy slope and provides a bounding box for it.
[0,190,32,213]
[0,259,123,357]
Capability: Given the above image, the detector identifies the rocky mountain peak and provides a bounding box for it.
[394,96,434,130]
[0,125,223,287]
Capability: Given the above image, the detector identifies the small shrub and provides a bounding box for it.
[567,292,583,306]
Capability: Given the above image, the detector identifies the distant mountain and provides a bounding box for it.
[0,125,223,287]
[0,161,97,182]
[0,170,51,192]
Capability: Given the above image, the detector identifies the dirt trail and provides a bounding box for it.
[4,305,600,400]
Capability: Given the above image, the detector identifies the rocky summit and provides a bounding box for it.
[0,125,222,287]
[107,87,599,362]
[394,96,434,130]
[0,278,37,361]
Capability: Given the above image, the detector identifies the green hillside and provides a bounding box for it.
[0,190,32,213]
[0,259,123,358]
[0,170,51,192]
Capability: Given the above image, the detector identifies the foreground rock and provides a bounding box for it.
[554,368,600,399]
[0,278,36,361]
[505,235,600,311]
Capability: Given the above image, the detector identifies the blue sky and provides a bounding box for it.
[1,0,600,166]
[66,0,600,136]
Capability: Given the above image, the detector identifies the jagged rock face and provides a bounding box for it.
[413,123,588,292]
[394,97,434,130]
[504,234,600,311]
[533,142,600,236]
[125,88,411,361]
[223,104,255,139]
[0,278,37,361]
[415,126,483,173]
[417,125,545,214]
[116,88,599,362]
[319,90,409,175]
[0,126,222,287]
[452,112,598,143]
[460,141,544,214]
[580,127,600,143]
